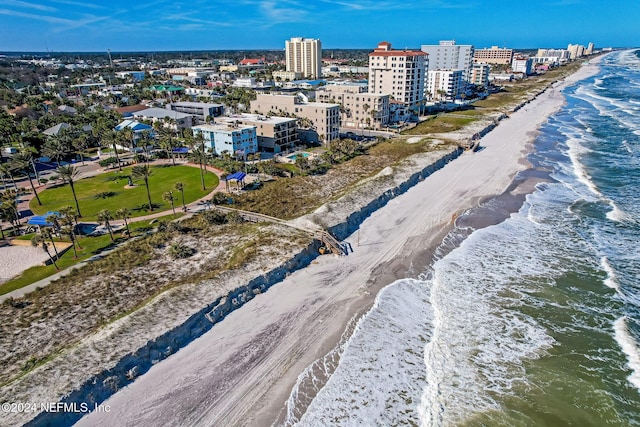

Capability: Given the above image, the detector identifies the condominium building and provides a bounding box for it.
[192,123,258,156]
[250,93,340,144]
[567,43,586,60]
[421,40,474,81]
[166,101,224,125]
[536,48,570,61]
[132,107,194,131]
[316,84,390,129]
[285,37,322,79]
[470,64,490,87]
[474,46,514,65]
[586,42,595,55]
[217,113,298,153]
[511,57,533,75]
[426,69,464,101]
[368,41,427,108]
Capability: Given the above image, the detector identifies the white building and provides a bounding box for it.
[511,57,533,75]
[421,40,474,81]
[133,107,193,130]
[192,123,258,156]
[426,69,463,101]
[368,41,427,109]
[166,102,224,125]
[217,113,298,153]
[285,37,322,79]
[567,44,586,60]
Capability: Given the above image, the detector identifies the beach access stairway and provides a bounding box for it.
[211,205,346,255]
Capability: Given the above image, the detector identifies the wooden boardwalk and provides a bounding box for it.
[212,206,346,256]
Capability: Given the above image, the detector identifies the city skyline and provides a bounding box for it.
[0,0,638,52]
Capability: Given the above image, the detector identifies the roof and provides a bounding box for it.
[27,211,59,226]
[43,123,70,136]
[57,105,77,114]
[169,101,224,108]
[133,107,192,120]
[225,172,246,181]
[148,85,184,92]
[115,104,149,114]
[239,58,265,65]
[369,50,426,57]
[115,120,153,132]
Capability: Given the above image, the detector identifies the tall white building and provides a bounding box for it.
[368,41,427,108]
[285,37,322,79]
[426,69,463,102]
[420,40,474,81]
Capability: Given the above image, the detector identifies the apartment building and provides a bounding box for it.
[511,57,533,75]
[273,70,303,81]
[217,113,298,153]
[166,101,224,125]
[250,93,340,144]
[567,44,586,60]
[368,41,427,109]
[426,69,463,101]
[132,107,193,131]
[285,37,322,79]
[421,40,474,81]
[470,63,490,87]
[474,46,514,65]
[191,123,258,156]
[316,84,390,129]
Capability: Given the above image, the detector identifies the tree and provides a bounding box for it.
[116,207,131,237]
[174,182,186,211]
[44,214,61,258]
[59,206,82,252]
[184,129,207,190]
[157,125,179,166]
[0,163,17,189]
[163,191,176,216]
[11,150,42,206]
[97,209,115,241]
[0,189,20,235]
[73,133,92,165]
[57,164,82,217]
[131,165,153,211]
[42,134,72,166]
[31,233,59,271]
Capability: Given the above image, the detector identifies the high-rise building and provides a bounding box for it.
[420,40,474,81]
[368,41,427,108]
[285,37,322,79]
[426,69,464,101]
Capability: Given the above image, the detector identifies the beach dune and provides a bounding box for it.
[77,59,603,427]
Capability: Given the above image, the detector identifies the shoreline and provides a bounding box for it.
[33,57,606,427]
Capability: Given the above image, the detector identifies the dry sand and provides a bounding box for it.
[75,58,604,427]
[0,245,50,284]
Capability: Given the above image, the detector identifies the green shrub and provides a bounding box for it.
[169,243,195,259]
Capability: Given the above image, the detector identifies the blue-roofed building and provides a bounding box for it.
[114,120,154,150]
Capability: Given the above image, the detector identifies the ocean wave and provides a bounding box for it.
[600,256,620,291]
[614,317,640,390]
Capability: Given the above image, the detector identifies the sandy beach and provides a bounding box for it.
[72,58,605,427]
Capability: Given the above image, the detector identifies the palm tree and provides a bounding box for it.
[131,165,153,211]
[0,163,17,189]
[97,209,114,241]
[184,129,207,190]
[31,233,59,271]
[73,133,91,165]
[115,207,131,237]
[11,150,42,206]
[0,189,20,235]
[42,134,72,166]
[59,206,82,251]
[98,129,122,171]
[174,182,186,211]
[44,214,60,258]
[57,164,82,217]
[163,191,176,216]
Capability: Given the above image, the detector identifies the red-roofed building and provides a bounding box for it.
[239,57,265,66]
[368,41,427,109]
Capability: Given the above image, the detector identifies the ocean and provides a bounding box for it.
[283,49,640,426]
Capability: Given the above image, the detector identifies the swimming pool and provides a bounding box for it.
[287,152,311,161]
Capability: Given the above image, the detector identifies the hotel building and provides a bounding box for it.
[474,46,514,65]
[316,83,390,129]
[285,37,322,79]
[421,40,474,82]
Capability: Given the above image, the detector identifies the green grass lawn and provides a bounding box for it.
[403,115,478,135]
[0,215,181,296]
[31,165,218,220]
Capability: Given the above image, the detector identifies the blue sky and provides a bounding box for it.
[0,0,637,52]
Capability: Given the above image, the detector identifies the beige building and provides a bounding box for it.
[567,43,586,60]
[470,63,490,87]
[474,46,514,65]
[368,41,427,108]
[316,84,390,129]
[217,113,298,153]
[285,37,322,79]
[250,93,340,144]
[273,70,303,82]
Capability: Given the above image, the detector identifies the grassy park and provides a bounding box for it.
[30,165,219,220]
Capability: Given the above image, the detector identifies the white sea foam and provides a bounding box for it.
[614,317,640,390]
[599,256,620,291]
[606,200,628,223]
[293,279,433,426]
[566,137,603,197]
